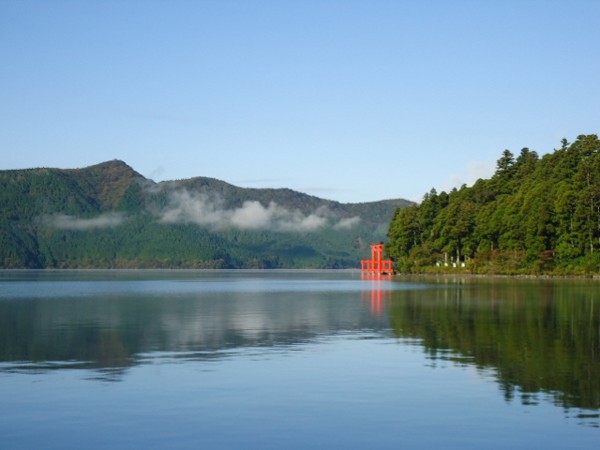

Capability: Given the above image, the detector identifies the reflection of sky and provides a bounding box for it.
[1,272,600,447]
[0,272,404,371]
[0,270,428,299]
[2,333,598,449]
[0,278,383,297]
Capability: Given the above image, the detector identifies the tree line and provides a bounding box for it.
[387,134,600,274]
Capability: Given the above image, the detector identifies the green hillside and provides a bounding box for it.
[387,134,600,275]
[0,160,411,269]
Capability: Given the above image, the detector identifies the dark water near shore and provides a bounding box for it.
[0,270,598,449]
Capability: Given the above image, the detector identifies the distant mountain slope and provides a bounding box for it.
[0,160,412,269]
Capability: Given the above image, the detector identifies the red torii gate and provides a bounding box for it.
[361,243,394,275]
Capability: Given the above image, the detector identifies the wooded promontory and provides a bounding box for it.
[387,134,600,275]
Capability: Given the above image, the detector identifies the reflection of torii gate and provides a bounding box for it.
[361,243,394,276]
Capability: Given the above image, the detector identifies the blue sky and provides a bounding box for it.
[1,0,598,203]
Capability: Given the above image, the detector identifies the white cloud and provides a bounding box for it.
[47,212,126,230]
[333,216,362,230]
[440,160,496,194]
[466,160,496,181]
[158,190,359,232]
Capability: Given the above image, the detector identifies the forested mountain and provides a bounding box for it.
[0,160,411,269]
[387,134,600,275]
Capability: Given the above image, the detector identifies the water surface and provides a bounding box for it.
[0,270,598,449]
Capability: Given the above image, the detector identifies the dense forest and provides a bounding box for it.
[387,134,600,275]
[0,160,411,269]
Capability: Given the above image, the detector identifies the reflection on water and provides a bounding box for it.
[361,273,393,315]
[1,271,599,432]
[388,277,600,421]
[0,271,390,378]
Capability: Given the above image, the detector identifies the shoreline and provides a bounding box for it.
[1,267,599,280]
[393,272,600,281]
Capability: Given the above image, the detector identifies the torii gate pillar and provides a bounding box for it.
[361,243,394,275]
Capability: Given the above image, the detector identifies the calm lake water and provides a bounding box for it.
[0,270,598,449]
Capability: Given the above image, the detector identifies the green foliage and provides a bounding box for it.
[0,160,412,269]
[387,134,600,274]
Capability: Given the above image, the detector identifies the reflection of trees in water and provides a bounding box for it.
[388,278,600,420]
[0,291,384,380]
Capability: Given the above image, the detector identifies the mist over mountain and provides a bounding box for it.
[0,160,412,269]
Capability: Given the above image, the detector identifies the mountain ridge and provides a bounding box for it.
[0,160,412,269]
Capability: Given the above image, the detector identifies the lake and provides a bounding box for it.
[0,270,598,449]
